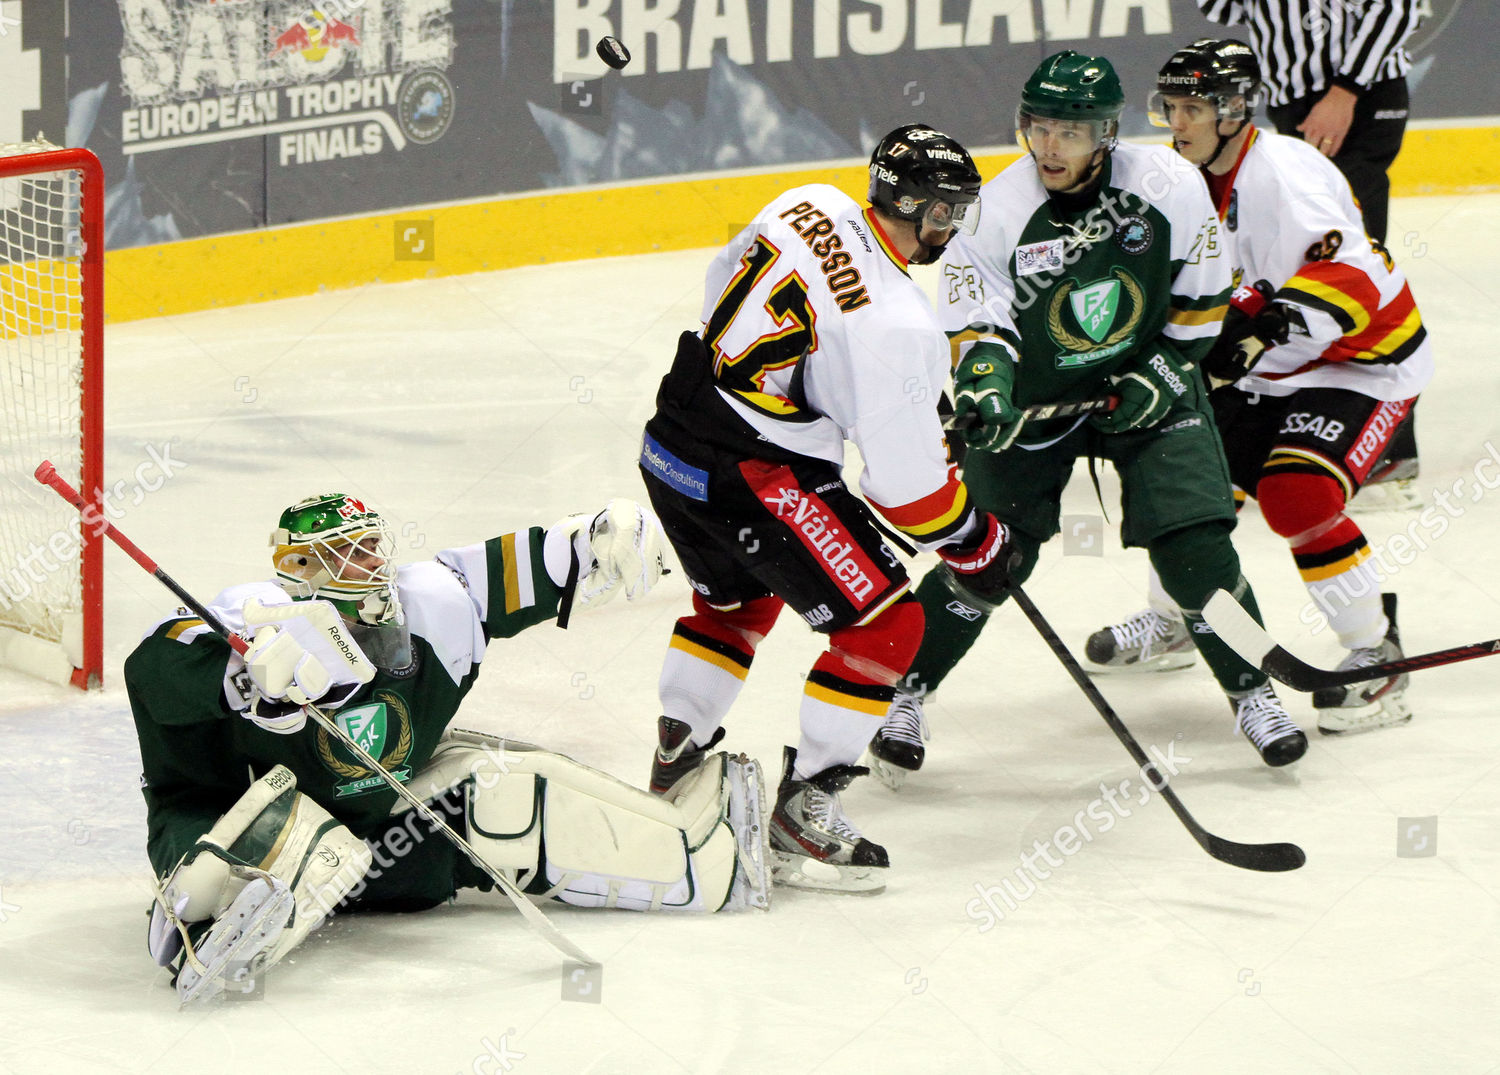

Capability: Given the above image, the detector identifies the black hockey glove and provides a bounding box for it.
[1201,279,1290,388]
[938,511,1019,605]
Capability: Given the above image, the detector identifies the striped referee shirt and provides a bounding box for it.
[1197,1,1422,106]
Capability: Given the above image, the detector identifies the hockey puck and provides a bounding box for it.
[596,36,630,70]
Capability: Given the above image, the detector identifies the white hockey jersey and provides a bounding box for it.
[1211,128,1432,400]
[699,184,967,545]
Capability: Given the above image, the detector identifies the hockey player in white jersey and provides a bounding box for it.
[1087,39,1432,734]
[639,124,1017,892]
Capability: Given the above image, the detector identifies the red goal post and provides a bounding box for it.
[0,140,105,689]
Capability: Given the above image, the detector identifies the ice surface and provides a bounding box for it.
[1,193,1497,1074]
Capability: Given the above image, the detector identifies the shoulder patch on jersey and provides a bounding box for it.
[1114,214,1153,255]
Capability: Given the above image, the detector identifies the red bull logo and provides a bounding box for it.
[270,22,311,56]
[270,9,361,61]
[325,16,360,46]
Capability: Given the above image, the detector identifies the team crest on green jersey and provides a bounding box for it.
[318,693,414,797]
[1070,280,1120,343]
[1049,269,1144,366]
[339,704,387,757]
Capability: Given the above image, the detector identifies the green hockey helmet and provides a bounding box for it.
[1017,51,1124,156]
[270,493,411,671]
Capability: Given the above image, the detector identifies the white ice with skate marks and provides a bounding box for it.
[1,193,1498,1072]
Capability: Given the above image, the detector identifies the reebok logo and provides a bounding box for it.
[326,624,361,665]
[1148,353,1188,397]
[946,600,982,621]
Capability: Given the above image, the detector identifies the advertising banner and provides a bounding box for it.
[3,1,1493,247]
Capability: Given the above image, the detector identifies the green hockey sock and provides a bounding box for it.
[902,568,999,696]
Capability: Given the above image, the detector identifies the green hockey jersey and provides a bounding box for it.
[126,529,562,877]
[938,142,1230,443]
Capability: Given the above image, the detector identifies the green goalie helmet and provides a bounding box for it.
[270,493,412,671]
[1018,51,1125,153]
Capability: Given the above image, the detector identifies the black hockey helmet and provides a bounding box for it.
[1150,39,1263,125]
[867,124,982,239]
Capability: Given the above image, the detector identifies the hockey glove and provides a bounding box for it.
[240,599,375,733]
[1201,279,1291,388]
[549,498,667,611]
[953,346,1023,452]
[937,511,1018,605]
[1090,345,1194,434]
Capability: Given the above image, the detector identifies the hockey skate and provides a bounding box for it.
[175,874,294,1005]
[1084,608,1197,674]
[1230,682,1308,767]
[720,753,772,911]
[649,715,725,796]
[769,747,889,894]
[866,692,927,790]
[1349,457,1423,513]
[1313,593,1413,735]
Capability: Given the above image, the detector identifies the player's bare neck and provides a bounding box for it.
[1207,124,1256,176]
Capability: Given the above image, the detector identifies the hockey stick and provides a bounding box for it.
[1006,581,1306,872]
[34,460,598,968]
[947,395,1119,448]
[1203,588,1500,692]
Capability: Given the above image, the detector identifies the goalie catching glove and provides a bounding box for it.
[240,597,376,733]
[953,345,1023,451]
[1090,344,1195,433]
[546,498,667,611]
[1201,279,1292,389]
[938,511,1018,606]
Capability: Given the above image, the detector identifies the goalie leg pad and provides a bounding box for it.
[153,765,372,993]
[400,730,758,911]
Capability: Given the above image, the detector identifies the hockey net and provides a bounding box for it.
[0,139,105,689]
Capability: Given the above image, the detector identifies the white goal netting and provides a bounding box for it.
[0,138,95,683]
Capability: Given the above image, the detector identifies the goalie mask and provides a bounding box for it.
[271,493,413,672]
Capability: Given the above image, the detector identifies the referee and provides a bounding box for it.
[1197,0,1423,245]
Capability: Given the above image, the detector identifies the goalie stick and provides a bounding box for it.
[1007,582,1306,872]
[34,460,599,969]
[1203,588,1500,692]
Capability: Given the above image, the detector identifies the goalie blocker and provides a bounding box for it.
[152,734,769,1003]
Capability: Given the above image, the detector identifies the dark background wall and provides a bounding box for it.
[2,1,1492,248]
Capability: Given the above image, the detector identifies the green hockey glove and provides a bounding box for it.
[1090,345,1194,434]
[953,346,1022,451]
